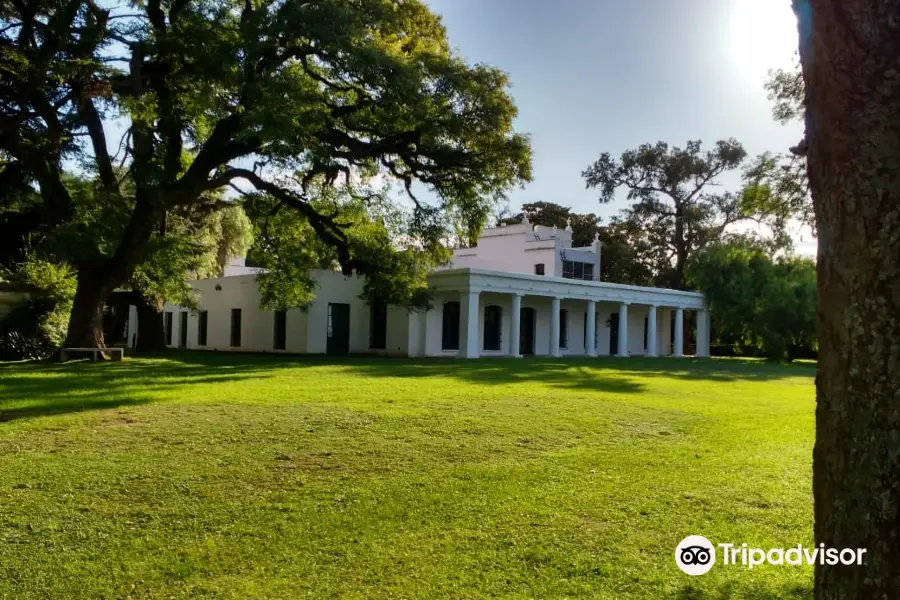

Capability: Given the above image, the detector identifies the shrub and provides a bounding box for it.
[0,258,75,360]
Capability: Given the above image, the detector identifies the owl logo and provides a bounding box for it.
[675,536,716,576]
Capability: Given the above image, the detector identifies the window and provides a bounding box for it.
[230,308,242,347]
[483,305,502,351]
[562,260,594,281]
[273,310,287,350]
[559,309,569,349]
[164,312,173,346]
[370,302,387,350]
[534,263,545,275]
[441,301,460,350]
[198,311,208,346]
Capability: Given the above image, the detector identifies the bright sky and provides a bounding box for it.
[423,0,812,253]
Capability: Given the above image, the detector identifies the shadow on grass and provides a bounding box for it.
[677,581,813,600]
[0,357,275,423]
[0,351,813,423]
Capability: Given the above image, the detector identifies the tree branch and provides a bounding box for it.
[218,168,358,271]
[78,97,115,188]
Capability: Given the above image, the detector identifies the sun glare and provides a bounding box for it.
[730,0,799,78]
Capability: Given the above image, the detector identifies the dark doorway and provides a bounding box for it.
[198,311,208,346]
[441,301,461,351]
[370,302,387,350]
[519,306,536,355]
[609,312,620,355]
[273,310,287,350]
[643,316,649,351]
[179,312,188,348]
[327,303,351,355]
[230,309,242,347]
[483,305,502,351]
[164,312,173,346]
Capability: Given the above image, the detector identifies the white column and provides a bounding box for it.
[674,307,684,358]
[459,290,480,358]
[549,297,561,358]
[617,302,629,357]
[509,294,522,358]
[417,310,427,357]
[696,309,710,358]
[647,305,658,357]
[585,300,597,357]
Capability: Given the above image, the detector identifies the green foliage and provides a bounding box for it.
[765,59,805,126]
[686,239,817,361]
[1,0,532,345]
[742,152,814,234]
[583,140,758,289]
[245,181,449,311]
[758,58,814,234]
[130,199,255,308]
[210,205,254,277]
[597,218,659,287]
[0,257,76,359]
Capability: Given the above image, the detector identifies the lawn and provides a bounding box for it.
[0,354,815,599]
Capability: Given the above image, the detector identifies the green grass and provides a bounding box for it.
[0,354,815,599]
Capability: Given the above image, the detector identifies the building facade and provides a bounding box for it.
[138,219,710,359]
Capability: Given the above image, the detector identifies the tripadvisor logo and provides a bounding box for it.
[675,536,868,576]
[675,535,716,576]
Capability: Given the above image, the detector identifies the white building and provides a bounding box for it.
[138,219,710,359]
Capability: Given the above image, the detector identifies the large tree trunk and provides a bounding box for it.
[135,295,166,353]
[61,195,163,353]
[796,1,900,598]
[63,272,112,349]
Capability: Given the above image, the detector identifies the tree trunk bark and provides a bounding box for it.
[796,1,900,598]
[135,295,166,353]
[60,194,164,353]
[63,273,111,349]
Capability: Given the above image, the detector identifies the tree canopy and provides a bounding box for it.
[583,139,754,289]
[755,57,814,232]
[686,237,817,361]
[0,0,532,348]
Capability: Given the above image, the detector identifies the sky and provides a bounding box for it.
[421,0,812,253]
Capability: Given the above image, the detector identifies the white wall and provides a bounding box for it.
[159,270,384,354]
[160,275,303,353]
[450,223,601,280]
[150,267,692,359]
[452,238,559,278]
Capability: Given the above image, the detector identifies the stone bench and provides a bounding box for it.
[59,347,124,362]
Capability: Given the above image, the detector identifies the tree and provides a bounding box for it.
[0,0,531,349]
[513,201,601,247]
[765,59,805,125]
[686,237,816,361]
[794,0,900,597]
[757,57,815,232]
[243,179,442,311]
[11,167,254,353]
[125,199,254,352]
[582,140,753,289]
